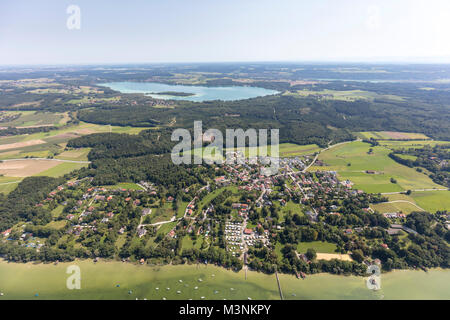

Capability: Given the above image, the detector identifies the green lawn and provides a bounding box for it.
[276,200,306,222]
[297,241,338,254]
[182,235,204,250]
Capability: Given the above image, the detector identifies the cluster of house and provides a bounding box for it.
[383,212,406,219]
[243,226,270,247]
[279,157,306,171]
[231,203,250,217]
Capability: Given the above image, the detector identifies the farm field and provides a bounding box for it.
[0,121,147,160]
[35,162,88,178]
[0,111,67,128]
[357,131,430,140]
[0,260,448,300]
[0,159,61,177]
[284,89,404,102]
[313,141,443,193]
[55,148,91,161]
[0,120,148,194]
[377,140,450,149]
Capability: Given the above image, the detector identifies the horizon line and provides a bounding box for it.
[3,58,450,68]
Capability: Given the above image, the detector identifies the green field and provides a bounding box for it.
[0,121,147,161]
[411,191,450,213]
[370,191,450,213]
[297,241,338,254]
[196,186,238,214]
[102,182,144,191]
[0,260,448,300]
[0,111,66,127]
[176,201,189,218]
[36,162,88,178]
[357,131,430,140]
[182,235,205,250]
[150,203,175,224]
[314,141,443,193]
[55,148,91,161]
[284,89,405,102]
[191,143,320,161]
[370,201,424,214]
[378,140,450,149]
[276,200,307,222]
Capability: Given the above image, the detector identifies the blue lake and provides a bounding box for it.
[99,82,279,102]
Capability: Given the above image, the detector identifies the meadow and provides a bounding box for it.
[357,131,430,140]
[313,141,443,194]
[370,201,424,215]
[284,89,405,102]
[0,111,67,128]
[411,190,450,213]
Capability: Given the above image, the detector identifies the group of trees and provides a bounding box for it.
[389,144,450,187]
[0,176,64,231]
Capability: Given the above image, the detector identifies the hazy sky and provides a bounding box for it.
[1,0,450,65]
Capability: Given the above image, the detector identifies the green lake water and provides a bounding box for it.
[0,260,448,300]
